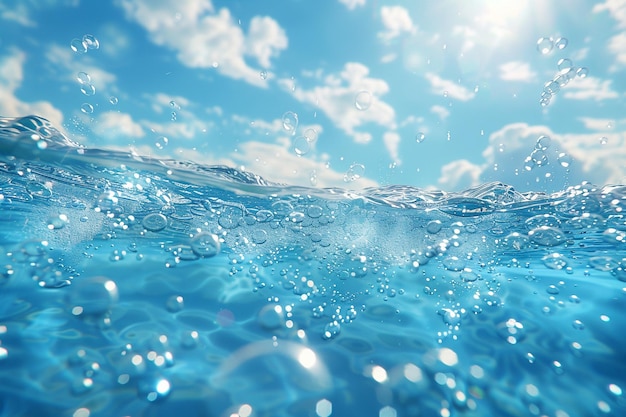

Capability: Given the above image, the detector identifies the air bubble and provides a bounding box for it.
[165,295,184,312]
[542,253,568,270]
[260,70,268,80]
[599,136,608,145]
[47,214,69,230]
[536,37,554,54]
[257,304,285,330]
[530,149,548,167]
[282,111,298,135]
[354,90,372,110]
[557,152,572,168]
[416,132,426,143]
[344,163,365,182]
[71,38,87,53]
[555,37,568,50]
[76,72,91,84]
[557,58,574,74]
[576,67,588,78]
[190,232,220,258]
[80,84,96,96]
[82,34,99,50]
[80,103,94,114]
[304,128,318,143]
[67,276,119,316]
[528,226,565,246]
[426,220,442,234]
[109,96,118,105]
[322,320,341,340]
[251,229,267,244]
[535,135,552,150]
[142,213,168,232]
[497,318,525,344]
[155,136,168,150]
[293,136,310,155]
[543,80,560,94]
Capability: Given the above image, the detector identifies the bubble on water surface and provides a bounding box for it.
[142,213,168,232]
[190,232,220,258]
[537,37,554,54]
[67,276,119,316]
[542,253,568,269]
[528,226,565,246]
[354,90,372,110]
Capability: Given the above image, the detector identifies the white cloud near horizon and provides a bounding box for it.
[116,0,287,87]
[424,73,475,101]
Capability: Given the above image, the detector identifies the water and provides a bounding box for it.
[1,116,625,417]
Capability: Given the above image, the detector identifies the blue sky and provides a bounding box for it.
[0,0,625,191]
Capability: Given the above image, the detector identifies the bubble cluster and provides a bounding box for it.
[282,111,298,135]
[71,34,100,54]
[537,37,589,106]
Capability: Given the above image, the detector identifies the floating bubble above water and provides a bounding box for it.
[293,136,310,156]
[599,136,608,145]
[530,149,548,167]
[76,72,91,84]
[543,79,560,94]
[155,136,168,150]
[557,58,574,74]
[557,152,572,168]
[190,232,220,258]
[555,37,568,50]
[576,67,589,78]
[80,103,94,114]
[535,135,552,150]
[260,70,268,80]
[304,128,318,143]
[344,163,365,182]
[109,96,119,105]
[354,90,372,111]
[80,84,96,96]
[82,34,99,50]
[416,132,426,143]
[282,111,298,135]
[70,38,87,53]
[537,37,554,54]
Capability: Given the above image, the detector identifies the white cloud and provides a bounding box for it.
[562,76,620,101]
[607,32,626,70]
[116,0,287,87]
[0,3,35,26]
[430,105,450,121]
[92,111,145,140]
[577,117,617,131]
[45,44,117,94]
[424,73,475,101]
[278,62,396,145]
[0,49,64,129]
[383,131,401,163]
[438,159,482,190]
[379,6,416,42]
[593,0,626,28]
[338,0,365,10]
[499,61,537,82]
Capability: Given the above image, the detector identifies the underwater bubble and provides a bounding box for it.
[416,132,426,143]
[282,111,299,135]
[576,67,588,78]
[138,377,171,402]
[82,34,99,50]
[142,213,168,232]
[109,96,118,105]
[80,84,96,96]
[443,256,465,271]
[536,37,554,54]
[190,232,220,258]
[165,295,184,312]
[47,214,69,230]
[26,181,52,198]
[497,318,525,344]
[70,38,87,53]
[67,276,119,316]
[426,220,442,234]
[528,226,565,246]
[557,152,573,168]
[80,103,94,114]
[572,319,585,330]
[316,399,332,417]
[307,205,323,218]
[460,268,478,282]
[555,37,568,50]
[322,320,341,340]
[441,309,461,326]
[304,128,318,143]
[251,229,267,244]
[542,253,568,270]
[258,304,285,330]
[535,135,552,150]
[293,136,310,155]
[557,58,574,74]
[260,70,268,80]
[354,90,372,111]
[255,209,274,223]
[76,72,91,84]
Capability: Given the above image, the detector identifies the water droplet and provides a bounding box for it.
[109,96,118,105]
[155,136,168,150]
[354,90,372,110]
[260,70,268,80]
[576,67,588,78]
[572,319,585,330]
[344,163,365,182]
[599,136,608,145]
[190,232,220,258]
[142,213,168,232]
[535,135,552,150]
[80,103,94,114]
[537,37,554,54]
[293,136,310,155]
[555,37,568,50]
[76,72,91,84]
[70,38,87,54]
[557,152,572,168]
[557,58,574,74]
[282,111,298,135]
[416,132,426,143]
[80,84,96,96]
[82,34,99,50]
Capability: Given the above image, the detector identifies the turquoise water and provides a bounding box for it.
[1,115,625,417]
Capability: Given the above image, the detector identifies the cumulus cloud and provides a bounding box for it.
[338,0,365,10]
[92,111,145,140]
[438,159,482,190]
[383,131,401,164]
[0,49,64,128]
[424,73,475,101]
[379,6,416,42]
[278,62,396,148]
[499,61,537,82]
[593,0,626,28]
[45,44,117,94]
[562,76,620,101]
[430,105,450,121]
[116,0,287,87]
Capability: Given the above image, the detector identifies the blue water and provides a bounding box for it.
[0,116,625,417]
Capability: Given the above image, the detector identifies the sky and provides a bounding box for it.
[0,0,625,192]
